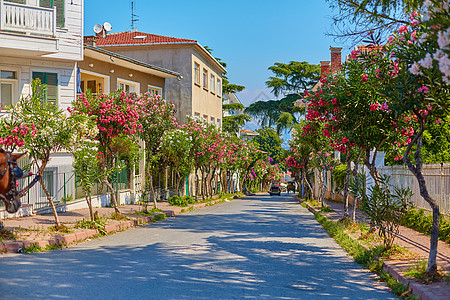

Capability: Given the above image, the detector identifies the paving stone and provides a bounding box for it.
[59,234,77,244]
[2,242,20,253]
[36,240,48,248]
[75,231,89,241]
[22,240,36,248]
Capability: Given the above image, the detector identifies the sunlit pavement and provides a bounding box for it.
[0,194,395,299]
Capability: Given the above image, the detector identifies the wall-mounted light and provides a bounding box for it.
[110,69,115,73]
[88,63,94,67]
[129,73,133,78]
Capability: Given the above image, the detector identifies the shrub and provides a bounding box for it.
[350,174,413,249]
[155,213,166,220]
[76,219,106,236]
[401,208,450,243]
[168,195,197,207]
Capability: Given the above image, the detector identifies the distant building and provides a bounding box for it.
[223,92,244,117]
[295,46,342,108]
[240,129,259,141]
[85,31,226,127]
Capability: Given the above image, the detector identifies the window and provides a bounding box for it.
[217,118,221,128]
[210,74,215,94]
[117,79,139,93]
[87,80,96,93]
[194,112,200,120]
[40,0,65,28]
[217,79,221,97]
[194,62,200,85]
[32,72,58,105]
[0,70,17,109]
[147,85,162,96]
[203,69,208,89]
[210,117,215,125]
[203,114,208,123]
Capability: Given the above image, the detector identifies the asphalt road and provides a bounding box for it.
[0,194,395,299]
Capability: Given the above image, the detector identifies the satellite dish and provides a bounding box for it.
[103,22,112,32]
[93,24,102,34]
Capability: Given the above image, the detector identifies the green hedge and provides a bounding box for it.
[401,208,450,243]
[167,195,197,207]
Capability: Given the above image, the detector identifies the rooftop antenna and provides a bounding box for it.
[131,0,138,31]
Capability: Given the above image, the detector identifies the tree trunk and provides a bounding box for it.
[351,157,360,222]
[318,169,326,206]
[304,172,314,199]
[175,170,180,196]
[38,162,61,227]
[39,177,61,227]
[363,147,382,186]
[402,123,439,273]
[148,173,157,209]
[225,171,231,194]
[194,167,199,198]
[103,178,120,213]
[343,153,352,218]
[200,168,205,200]
[84,190,94,221]
[209,168,216,197]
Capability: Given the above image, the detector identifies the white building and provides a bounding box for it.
[0,0,83,215]
[0,0,83,111]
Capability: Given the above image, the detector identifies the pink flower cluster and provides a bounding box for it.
[0,123,37,148]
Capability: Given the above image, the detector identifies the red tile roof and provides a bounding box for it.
[240,129,259,135]
[357,45,385,53]
[93,31,197,46]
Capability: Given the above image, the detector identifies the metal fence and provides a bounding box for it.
[379,164,450,215]
[1,167,129,211]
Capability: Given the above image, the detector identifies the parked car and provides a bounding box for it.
[287,181,296,193]
[268,181,281,196]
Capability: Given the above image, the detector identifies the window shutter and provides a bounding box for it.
[54,0,64,28]
[5,0,26,4]
[32,72,58,105]
[40,0,64,27]
[32,72,46,101]
[46,73,58,105]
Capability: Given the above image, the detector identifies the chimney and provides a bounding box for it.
[320,61,330,78]
[84,36,97,47]
[330,47,342,74]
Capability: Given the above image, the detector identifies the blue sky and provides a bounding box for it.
[84,0,347,107]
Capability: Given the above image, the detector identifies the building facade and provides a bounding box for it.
[0,0,83,111]
[0,0,84,215]
[88,31,226,126]
[79,45,179,96]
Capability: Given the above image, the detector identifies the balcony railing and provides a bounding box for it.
[0,1,56,37]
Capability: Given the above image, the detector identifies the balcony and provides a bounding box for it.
[0,1,58,56]
[0,1,56,36]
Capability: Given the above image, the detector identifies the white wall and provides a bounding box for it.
[0,56,76,111]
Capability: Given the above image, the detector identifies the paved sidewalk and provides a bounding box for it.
[0,197,232,253]
[317,199,450,300]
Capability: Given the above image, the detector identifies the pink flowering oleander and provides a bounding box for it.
[399,25,408,34]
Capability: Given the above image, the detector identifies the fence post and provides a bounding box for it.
[63,172,66,203]
[27,176,30,204]
[441,164,444,212]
